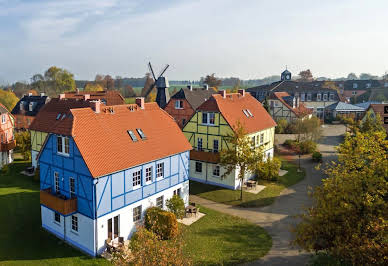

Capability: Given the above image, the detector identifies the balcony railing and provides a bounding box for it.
[0,140,16,152]
[40,188,77,215]
[190,150,220,163]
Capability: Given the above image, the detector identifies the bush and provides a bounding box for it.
[312,151,322,162]
[284,139,297,148]
[166,195,185,219]
[255,157,281,181]
[275,118,288,134]
[144,207,178,240]
[299,140,317,154]
[1,165,9,175]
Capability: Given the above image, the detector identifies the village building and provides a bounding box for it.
[164,85,216,128]
[182,89,276,190]
[363,104,388,135]
[62,90,125,106]
[0,103,16,168]
[324,101,366,121]
[268,92,313,122]
[38,98,191,256]
[11,93,50,130]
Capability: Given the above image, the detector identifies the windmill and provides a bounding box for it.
[142,62,170,109]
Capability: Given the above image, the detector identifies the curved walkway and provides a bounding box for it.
[190,125,345,266]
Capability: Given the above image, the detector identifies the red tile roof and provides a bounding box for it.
[51,103,192,178]
[197,92,276,134]
[63,90,125,105]
[272,92,313,117]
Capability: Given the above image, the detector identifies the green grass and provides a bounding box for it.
[190,159,305,207]
[182,206,271,265]
[0,159,271,265]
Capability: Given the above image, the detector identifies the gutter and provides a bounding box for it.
[94,178,99,256]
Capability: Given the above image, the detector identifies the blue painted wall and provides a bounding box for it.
[95,151,190,218]
[39,134,95,219]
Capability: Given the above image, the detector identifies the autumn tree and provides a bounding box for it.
[104,75,115,90]
[0,90,19,111]
[220,121,262,200]
[293,130,388,265]
[122,85,136,98]
[30,74,46,92]
[202,73,222,88]
[84,82,104,92]
[359,112,385,134]
[44,66,76,94]
[12,82,29,98]
[297,69,313,82]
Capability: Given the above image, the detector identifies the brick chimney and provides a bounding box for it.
[90,100,101,113]
[76,88,80,94]
[84,94,90,101]
[136,97,145,109]
[59,94,66,100]
[219,90,226,98]
[238,89,245,97]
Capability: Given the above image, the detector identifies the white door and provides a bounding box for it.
[107,215,120,240]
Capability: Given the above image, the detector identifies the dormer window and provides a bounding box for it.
[136,128,146,140]
[175,100,183,109]
[56,114,61,120]
[329,93,334,101]
[243,110,249,117]
[127,130,138,142]
[57,136,69,155]
[307,94,312,101]
[323,94,328,101]
[1,114,5,124]
[29,102,33,112]
[366,83,371,88]
[353,83,358,89]
[317,94,322,101]
[246,109,253,117]
[20,101,24,110]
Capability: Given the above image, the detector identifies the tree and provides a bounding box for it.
[293,130,388,265]
[262,97,270,112]
[122,85,136,98]
[15,131,31,160]
[30,74,46,92]
[44,66,76,94]
[12,82,29,98]
[347,73,358,80]
[298,69,313,82]
[202,74,222,88]
[359,73,378,80]
[104,75,115,90]
[84,82,104,92]
[220,121,262,200]
[0,90,19,111]
[360,112,385,134]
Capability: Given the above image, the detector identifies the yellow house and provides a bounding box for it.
[183,89,277,190]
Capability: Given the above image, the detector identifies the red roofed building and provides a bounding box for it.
[268,92,313,123]
[61,89,125,106]
[0,103,16,168]
[38,98,192,256]
[183,89,277,189]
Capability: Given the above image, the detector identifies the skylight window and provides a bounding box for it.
[243,110,249,117]
[127,130,138,142]
[56,114,61,120]
[136,128,146,140]
[246,109,253,117]
[61,114,66,120]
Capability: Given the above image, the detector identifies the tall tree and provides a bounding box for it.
[220,121,262,200]
[203,74,222,88]
[297,69,313,82]
[44,66,76,94]
[104,75,115,90]
[347,73,358,80]
[0,90,19,111]
[84,82,104,92]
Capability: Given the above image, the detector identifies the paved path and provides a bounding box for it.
[190,125,345,266]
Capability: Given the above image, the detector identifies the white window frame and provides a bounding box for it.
[307,94,312,101]
[329,93,334,101]
[213,139,219,153]
[173,188,182,197]
[323,94,328,101]
[260,133,264,145]
[71,215,78,232]
[197,137,203,151]
[1,114,5,124]
[132,170,141,189]
[69,177,75,198]
[202,112,215,125]
[54,212,61,224]
[213,165,220,177]
[145,166,152,184]
[29,102,33,112]
[133,205,142,223]
[54,172,60,193]
[156,163,164,180]
[353,83,358,89]
[156,196,164,209]
[317,94,321,101]
[175,100,183,109]
[301,93,305,101]
[57,136,70,156]
[195,161,202,173]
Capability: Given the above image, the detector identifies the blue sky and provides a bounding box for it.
[1,0,388,83]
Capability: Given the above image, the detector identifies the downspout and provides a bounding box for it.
[94,178,99,256]
[64,214,66,241]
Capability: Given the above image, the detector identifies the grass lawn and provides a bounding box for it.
[1,159,271,265]
[182,206,271,265]
[190,159,305,207]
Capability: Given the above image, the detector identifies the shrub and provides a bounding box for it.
[144,207,178,240]
[312,151,322,162]
[166,195,185,219]
[255,157,281,181]
[1,165,9,175]
[275,118,288,134]
[299,140,317,154]
[284,139,297,148]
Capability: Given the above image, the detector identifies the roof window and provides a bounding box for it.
[243,110,249,117]
[56,114,61,120]
[246,109,253,117]
[136,128,146,140]
[61,114,66,120]
[127,130,138,142]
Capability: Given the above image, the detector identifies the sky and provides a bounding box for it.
[1,0,388,84]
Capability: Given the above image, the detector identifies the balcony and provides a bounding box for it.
[190,150,220,163]
[40,188,77,215]
[0,140,16,152]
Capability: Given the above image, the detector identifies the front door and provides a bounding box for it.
[107,215,120,240]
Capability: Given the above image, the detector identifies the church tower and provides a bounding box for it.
[281,69,292,81]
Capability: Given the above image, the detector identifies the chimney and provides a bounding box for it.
[90,100,101,114]
[238,89,245,97]
[59,93,66,100]
[187,85,193,91]
[28,92,32,96]
[204,84,209,90]
[76,88,80,94]
[84,94,90,101]
[40,92,45,96]
[136,97,145,109]
[219,90,226,98]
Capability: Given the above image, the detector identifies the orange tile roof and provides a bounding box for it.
[198,92,276,134]
[63,90,125,105]
[55,102,192,178]
[272,92,313,117]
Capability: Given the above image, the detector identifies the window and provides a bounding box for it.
[352,91,357,95]
[213,139,219,153]
[251,136,256,146]
[213,165,220,177]
[127,130,138,142]
[353,83,358,89]
[54,172,59,193]
[57,136,69,155]
[366,83,371,88]
[145,166,152,183]
[301,93,305,101]
[156,163,164,179]
[173,188,181,197]
[156,196,164,208]
[323,94,328,101]
[384,117,388,124]
[56,114,61,120]
[316,94,321,101]
[136,128,146,140]
[29,102,33,112]
[384,106,388,114]
[197,138,203,151]
[260,133,264,144]
[133,205,142,222]
[243,109,249,117]
[182,119,186,126]
[274,101,279,107]
[306,94,312,101]
[1,114,5,124]
[202,112,215,125]
[195,162,202,173]
[54,212,60,223]
[57,136,63,153]
[175,100,183,109]
[133,170,141,188]
[329,93,334,101]
[246,109,253,117]
[64,137,69,154]
[70,177,75,198]
[71,215,78,232]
